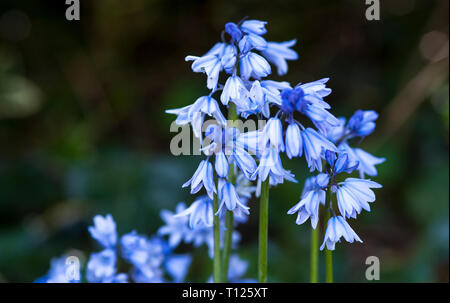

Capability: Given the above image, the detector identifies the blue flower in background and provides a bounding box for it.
[158,202,192,247]
[320,216,362,251]
[86,249,128,283]
[35,255,81,283]
[174,196,213,229]
[88,214,117,248]
[165,254,192,283]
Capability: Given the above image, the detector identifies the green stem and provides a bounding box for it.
[212,193,222,283]
[324,197,333,283]
[258,178,270,282]
[310,226,319,283]
[222,211,234,282]
[221,102,238,282]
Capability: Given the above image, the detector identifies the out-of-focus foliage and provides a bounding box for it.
[0,0,448,282]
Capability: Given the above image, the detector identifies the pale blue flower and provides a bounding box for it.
[165,254,192,283]
[182,159,216,199]
[240,52,271,80]
[175,196,213,229]
[215,151,229,178]
[285,123,302,159]
[264,117,285,152]
[335,178,382,219]
[203,126,257,180]
[88,214,117,248]
[287,174,328,228]
[185,43,236,89]
[216,179,250,216]
[158,202,191,248]
[333,153,359,174]
[320,216,362,251]
[86,249,126,283]
[239,33,268,53]
[227,255,256,282]
[260,80,291,106]
[339,143,385,178]
[301,128,337,172]
[35,255,80,283]
[240,20,268,35]
[221,75,248,106]
[261,39,298,76]
[252,147,296,190]
[165,96,227,139]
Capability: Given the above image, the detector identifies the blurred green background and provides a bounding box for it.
[0,0,448,282]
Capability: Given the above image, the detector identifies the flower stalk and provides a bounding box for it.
[258,178,270,282]
[212,192,222,282]
[324,196,333,283]
[310,226,319,283]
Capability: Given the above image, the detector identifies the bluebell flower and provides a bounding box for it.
[260,80,291,106]
[287,173,328,228]
[221,75,248,106]
[120,234,168,283]
[320,216,362,251]
[121,232,164,267]
[236,80,270,118]
[203,126,257,180]
[132,265,165,283]
[335,178,382,219]
[225,22,243,42]
[86,249,127,283]
[285,123,302,159]
[165,254,192,283]
[339,143,385,178]
[175,196,213,229]
[186,43,237,89]
[158,202,191,248]
[240,20,268,35]
[264,117,285,152]
[347,110,378,137]
[182,159,216,199]
[88,214,117,248]
[261,40,298,76]
[239,33,268,53]
[301,128,337,172]
[216,179,250,216]
[252,147,296,184]
[227,255,256,282]
[35,255,81,283]
[240,52,271,80]
[333,153,359,174]
[165,96,227,139]
[215,151,229,178]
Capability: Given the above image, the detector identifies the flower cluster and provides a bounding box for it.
[167,18,385,254]
[38,18,385,283]
[166,18,301,246]
[288,110,385,250]
[36,213,253,283]
[36,214,192,283]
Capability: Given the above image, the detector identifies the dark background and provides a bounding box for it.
[0,0,448,282]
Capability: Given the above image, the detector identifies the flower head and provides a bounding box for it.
[88,214,117,248]
[320,216,362,251]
